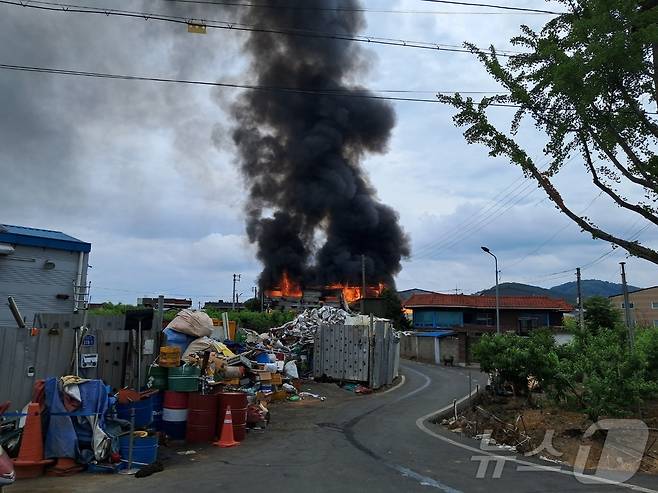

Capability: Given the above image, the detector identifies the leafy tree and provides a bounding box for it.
[379,288,411,330]
[583,295,623,334]
[567,329,655,420]
[475,330,561,397]
[243,297,261,312]
[440,0,658,263]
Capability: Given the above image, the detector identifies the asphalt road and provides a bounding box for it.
[7,361,658,493]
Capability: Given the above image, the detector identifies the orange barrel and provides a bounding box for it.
[163,391,189,440]
[216,392,248,442]
[186,393,218,443]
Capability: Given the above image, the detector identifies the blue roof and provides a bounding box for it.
[413,330,455,338]
[0,224,91,253]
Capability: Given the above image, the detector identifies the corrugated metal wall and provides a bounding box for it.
[0,245,88,325]
[313,321,399,389]
[0,313,158,411]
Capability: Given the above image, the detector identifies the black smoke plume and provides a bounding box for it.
[232,0,410,289]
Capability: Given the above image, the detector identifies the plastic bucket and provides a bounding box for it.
[117,397,153,428]
[119,434,158,468]
[168,365,200,392]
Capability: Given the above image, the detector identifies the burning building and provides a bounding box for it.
[230,1,410,305]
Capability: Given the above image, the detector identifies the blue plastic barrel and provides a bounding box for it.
[150,392,163,431]
[119,434,158,468]
[117,397,153,428]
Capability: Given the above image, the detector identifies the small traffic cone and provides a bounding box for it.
[13,402,54,479]
[212,406,239,448]
[46,457,84,476]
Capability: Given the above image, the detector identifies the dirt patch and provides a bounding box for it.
[442,394,658,474]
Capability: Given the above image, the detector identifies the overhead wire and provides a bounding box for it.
[0,63,526,106]
[417,0,562,15]
[411,156,563,260]
[504,191,604,269]
[151,0,555,15]
[0,0,523,56]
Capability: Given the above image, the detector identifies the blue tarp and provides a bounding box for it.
[44,378,77,459]
[44,378,109,460]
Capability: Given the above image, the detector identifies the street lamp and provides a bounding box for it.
[481,246,500,334]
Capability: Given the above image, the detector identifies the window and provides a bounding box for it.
[518,317,539,336]
[652,302,658,309]
[475,313,493,326]
[621,302,634,309]
[654,320,658,328]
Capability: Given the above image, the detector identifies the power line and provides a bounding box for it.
[0,0,522,56]
[0,63,525,106]
[418,0,562,15]
[505,191,604,269]
[152,0,553,15]
[412,156,563,259]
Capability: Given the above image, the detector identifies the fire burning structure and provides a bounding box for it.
[264,271,386,310]
[230,0,410,300]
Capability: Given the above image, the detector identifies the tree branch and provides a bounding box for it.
[589,130,658,192]
[581,134,658,226]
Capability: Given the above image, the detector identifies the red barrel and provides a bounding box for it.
[163,391,189,441]
[164,390,189,409]
[216,392,248,442]
[186,393,218,443]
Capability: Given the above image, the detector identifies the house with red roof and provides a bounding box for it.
[403,293,573,363]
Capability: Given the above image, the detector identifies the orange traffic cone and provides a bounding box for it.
[212,406,239,448]
[46,457,84,476]
[13,402,54,479]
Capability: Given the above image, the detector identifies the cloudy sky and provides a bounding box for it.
[1,0,656,305]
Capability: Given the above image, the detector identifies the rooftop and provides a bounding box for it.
[404,293,573,311]
[0,224,91,253]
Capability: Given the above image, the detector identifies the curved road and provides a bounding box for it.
[10,360,657,493]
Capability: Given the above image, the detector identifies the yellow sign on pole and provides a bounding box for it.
[187,23,207,34]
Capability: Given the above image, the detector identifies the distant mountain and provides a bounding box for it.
[549,280,640,303]
[477,280,641,305]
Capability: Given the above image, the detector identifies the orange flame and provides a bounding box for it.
[327,282,386,304]
[265,271,302,299]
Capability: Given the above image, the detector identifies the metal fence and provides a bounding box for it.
[313,320,399,389]
[0,313,159,411]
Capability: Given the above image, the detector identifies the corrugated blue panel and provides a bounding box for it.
[0,224,91,253]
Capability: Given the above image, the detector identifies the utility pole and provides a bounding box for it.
[253,286,258,301]
[620,262,634,348]
[576,268,584,329]
[232,273,241,310]
[361,254,366,315]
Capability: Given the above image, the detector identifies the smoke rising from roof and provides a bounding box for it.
[231,0,410,289]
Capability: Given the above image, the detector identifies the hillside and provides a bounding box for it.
[477,280,641,304]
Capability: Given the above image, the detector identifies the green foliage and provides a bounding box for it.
[243,297,261,312]
[89,302,138,316]
[439,0,658,264]
[567,329,656,421]
[636,326,658,379]
[475,329,561,396]
[583,296,623,333]
[379,288,411,330]
[476,325,658,421]
[203,308,295,332]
